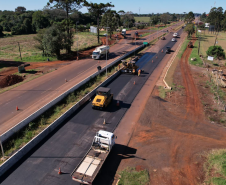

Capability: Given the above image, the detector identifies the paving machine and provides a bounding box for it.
[121,59,139,74]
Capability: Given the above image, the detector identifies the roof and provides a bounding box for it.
[98,130,114,138]
[97,87,111,93]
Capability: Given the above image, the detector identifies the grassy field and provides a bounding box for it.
[118,167,149,185]
[203,149,226,185]
[189,40,203,67]
[134,17,150,23]
[0,32,101,62]
[199,31,226,57]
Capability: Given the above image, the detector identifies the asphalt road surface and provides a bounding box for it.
[0,29,183,185]
[0,22,183,135]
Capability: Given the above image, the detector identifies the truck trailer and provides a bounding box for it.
[92,45,110,60]
[71,130,116,184]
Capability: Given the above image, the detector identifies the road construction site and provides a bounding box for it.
[0,27,184,184]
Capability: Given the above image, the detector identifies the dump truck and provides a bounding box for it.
[71,130,116,185]
[121,59,139,74]
[92,45,110,60]
[92,87,113,109]
[187,41,193,48]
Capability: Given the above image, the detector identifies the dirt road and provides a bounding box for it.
[115,37,226,184]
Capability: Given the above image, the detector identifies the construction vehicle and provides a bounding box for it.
[71,130,116,185]
[92,87,113,109]
[92,45,110,60]
[187,41,193,48]
[121,59,139,74]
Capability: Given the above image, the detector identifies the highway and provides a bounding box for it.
[0,22,183,135]
[0,29,183,185]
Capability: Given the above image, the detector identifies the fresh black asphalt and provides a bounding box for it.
[0,29,183,185]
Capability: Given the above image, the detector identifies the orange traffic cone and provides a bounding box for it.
[156,56,158,59]
[58,168,62,175]
[161,49,163,52]
[65,78,67,82]
[16,106,19,111]
[117,100,120,107]
[152,60,153,63]
[134,81,136,85]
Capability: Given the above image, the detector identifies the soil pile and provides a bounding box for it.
[0,75,24,88]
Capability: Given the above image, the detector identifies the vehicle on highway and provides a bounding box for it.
[92,45,110,60]
[121,29,126,37]
[165,46,171,54]
[71,130,116,184]
[92,87,113,109]
[161,36,166,40]
[171,38,176,42]
[173,33,178,38]
[121,59,139,74]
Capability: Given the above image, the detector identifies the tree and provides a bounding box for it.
[48,0,87,53]
[84,2,114,44]
[184,11,195,23]
[200,12,207,22]
[34,29,46,55]
[207,7,224,32]
[206,46,225,59]
[42,25,67,59]
[160,13,171,25]
[15,6,26,13]
[0,25,3,37]
[150,15,160,25]
[32,11,50,31]
[101,10,120,38]
[184,23,195,38]
[121,11,135,28]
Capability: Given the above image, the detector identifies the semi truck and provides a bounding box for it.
[92,45,110,60]
[71,130,116,185]
[92,87,113,109]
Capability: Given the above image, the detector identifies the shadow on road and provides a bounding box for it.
[93,144,141,185]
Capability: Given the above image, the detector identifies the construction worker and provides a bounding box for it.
[138,69,141,76]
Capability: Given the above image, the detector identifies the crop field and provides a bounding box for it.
[0,32,100,62]
[134,17,150,23]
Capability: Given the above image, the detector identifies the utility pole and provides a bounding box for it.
[17,42,22,61]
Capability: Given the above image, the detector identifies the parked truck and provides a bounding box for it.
[71,130,116,185]
[92,87,113,109]
[92,45,110,60]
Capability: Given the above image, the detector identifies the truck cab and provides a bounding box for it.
[92,45,109,60]
[92,87,113,109]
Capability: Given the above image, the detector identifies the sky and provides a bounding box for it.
[0,0,225,14]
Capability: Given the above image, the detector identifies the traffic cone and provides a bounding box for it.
[103,119,106,125]
[134,81,135,85]
[156,56,158,59]
[58,168,62,175]
[152,60,153,63]
[65,78,67,82]
[161,49,163,52]
[16,106,19,111]
[116,100,120,107]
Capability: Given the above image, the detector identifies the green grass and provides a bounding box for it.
[158,86,170,99]
[118,167,149,185]
[189,40,203,67]
[203,149,226,185]
[134,17,150,23]
[178,38,190,59]
[14,55,57,62]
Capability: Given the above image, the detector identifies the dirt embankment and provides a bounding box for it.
[118,37,226,184]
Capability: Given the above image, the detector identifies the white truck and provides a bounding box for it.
[173,33,178,38]
[92,45,109,60]
[121,29,126,36]
[71,130,116,184]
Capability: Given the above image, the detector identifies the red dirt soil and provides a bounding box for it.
[118,36,226,184]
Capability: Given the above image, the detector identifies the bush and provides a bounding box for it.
[206,46,225,59]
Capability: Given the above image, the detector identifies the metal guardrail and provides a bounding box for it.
[0,44,145,144]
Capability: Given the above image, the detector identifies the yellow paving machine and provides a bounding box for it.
[92,87,113,109]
